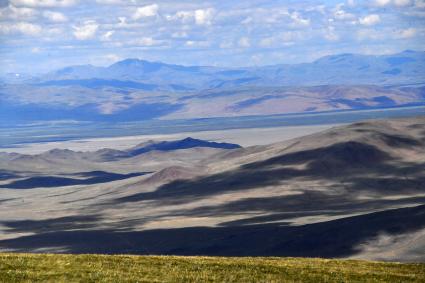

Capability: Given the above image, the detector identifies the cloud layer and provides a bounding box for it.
[0,0,424,74]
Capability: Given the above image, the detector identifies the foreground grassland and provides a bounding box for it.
[0,254,424,282]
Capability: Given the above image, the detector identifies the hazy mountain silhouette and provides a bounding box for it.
[42,50,425,88]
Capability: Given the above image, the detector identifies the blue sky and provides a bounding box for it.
[0,0,424,74]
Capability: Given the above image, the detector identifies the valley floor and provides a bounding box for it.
[0,254,424,283]
[0,124,335,154]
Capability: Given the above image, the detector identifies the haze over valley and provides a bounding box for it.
[1,51,424,124]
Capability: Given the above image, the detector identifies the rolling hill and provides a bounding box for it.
[0,137,240,173]
[0,116,424,262]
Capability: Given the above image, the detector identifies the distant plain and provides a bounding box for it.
[1,105,423,153]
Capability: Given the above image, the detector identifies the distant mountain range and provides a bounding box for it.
[90,137,241,162]
[0,137,241,174]
[0,50,424,124]
[33,50,424,88]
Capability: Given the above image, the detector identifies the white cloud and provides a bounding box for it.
[43,10,67,22]
[333,5,356,20]
[415,0,425,9]
[10,0,77,7]
[282,31,301,42]
[415,0,425,8]
[306,5,326,14]
[98,102,126,114]
[185,40,209,47]
[116,16,128,27]
[1,0,422,72]
[31,47,41,53]
[0,21,42,35]
[170,11,192,22]
[324,26,339,41]
[219,41,233,49]
[96,0,123,4]
[171,31,188,38]
[101,30,114,41]
[324,33,339,41]
[394,0,411,6]
[374,0,412,6]
[359,14,380,25]
[394,27,417,38]
[72,21,98,40]
[374,0,392,6]
[132,4,158,20]
[135,37,162,46]
[290,12,310,27]
[258,7,290,24]
[167,8,215,25]
[259,37,274,47]
[103,54,122,63]
[0,5,38,20]
[45,27,62,36]
[194,8,214,25]
[356,29,385,40]
[240,16,252,25]
[259,31,303,47]
[238,37,250,48]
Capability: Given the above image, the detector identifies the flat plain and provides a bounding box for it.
[0,124,336,154]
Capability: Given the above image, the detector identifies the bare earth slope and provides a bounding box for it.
[0,117,424,262]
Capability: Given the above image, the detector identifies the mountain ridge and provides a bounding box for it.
[38,50,425,88]
[1,50,424,125]
[0,137,242,166]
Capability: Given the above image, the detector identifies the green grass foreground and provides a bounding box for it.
[0,254,424,282]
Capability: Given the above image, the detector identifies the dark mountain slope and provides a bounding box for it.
[128,137,241,156]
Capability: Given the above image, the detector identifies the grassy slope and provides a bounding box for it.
[0,254,424,282]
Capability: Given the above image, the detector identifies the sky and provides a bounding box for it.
[0,0,424,74]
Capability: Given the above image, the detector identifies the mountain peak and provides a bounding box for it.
[313,53,361,64]
[401,49,417,54]
[108,58,165,73]
[181,137,198,142]
[110,58,163,67]
[112,58,146,65]
[128,137,241,156]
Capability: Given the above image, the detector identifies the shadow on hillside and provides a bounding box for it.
[1,215,101,234]
[174,193,425,226]
[0,170,22,181]
[0,171,149,189]
[0,205,424,258]
[114,141,425,205]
